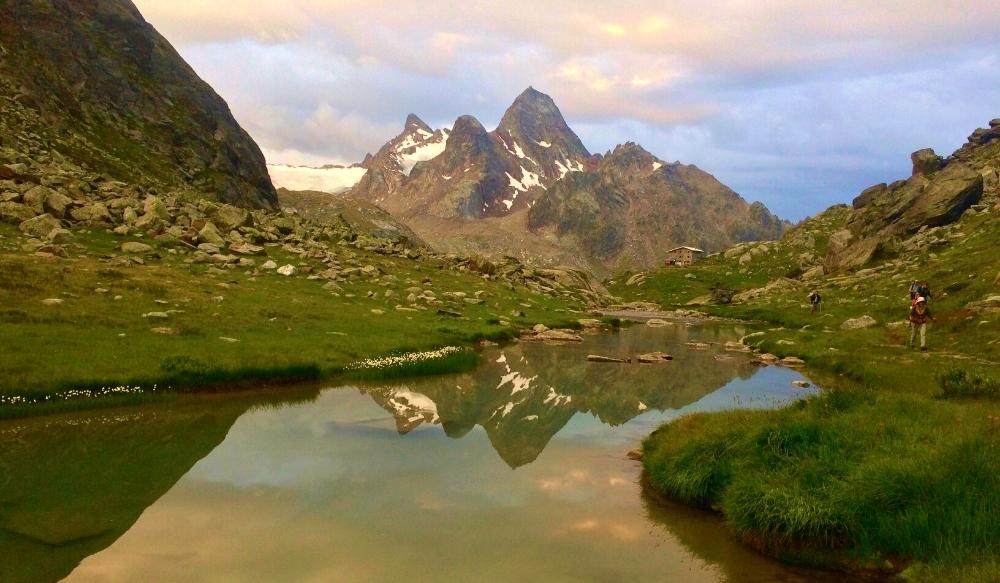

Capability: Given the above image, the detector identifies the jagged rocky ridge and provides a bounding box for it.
[824,119,1000,271]
[350,88,785,273]
[0,0,276,208]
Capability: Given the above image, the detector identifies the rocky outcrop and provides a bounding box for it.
[829,123,996,271]
[0,0,276,208]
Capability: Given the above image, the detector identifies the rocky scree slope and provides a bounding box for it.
[350,88,784,273]
[0,0,276,209]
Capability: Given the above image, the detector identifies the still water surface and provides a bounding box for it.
[1,322,856,582]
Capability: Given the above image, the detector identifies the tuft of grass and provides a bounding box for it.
[938,367,1000,399]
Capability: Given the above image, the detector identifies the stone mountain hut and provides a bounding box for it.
[664,246,705,267]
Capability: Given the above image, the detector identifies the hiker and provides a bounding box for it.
[917,281,932,305]
[909,280,920,301]
[808,290,822,314]
[907,296,935,351]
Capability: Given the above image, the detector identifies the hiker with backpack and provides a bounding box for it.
[907,296,935,351]
[808,290,822,314]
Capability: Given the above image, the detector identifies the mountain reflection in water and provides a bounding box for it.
[361,322,778,468]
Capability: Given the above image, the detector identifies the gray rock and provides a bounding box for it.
[277,264,296,276]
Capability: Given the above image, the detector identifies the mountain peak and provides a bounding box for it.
[404,113,432,134]
[497,87,589,160]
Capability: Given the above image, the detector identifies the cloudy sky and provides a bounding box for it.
[133,0,1000,220]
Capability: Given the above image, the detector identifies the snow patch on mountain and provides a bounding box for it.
[554,159,584,179]
[652,162,662,171]
[536,140,552,148]
[387,389,440,423]
[267,164,366,193]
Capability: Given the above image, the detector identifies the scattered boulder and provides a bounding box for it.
[143,196,170,220]
[229,242,265,255]
[260,260,278,271]
[646,318,669,327]
[841,315,877,330]
[121,242,153,254]
[792,380,812,389]
[198,221,225,246]
[781,356,806,367]
[69,202,111,224]
[525,329,583,343]
[212,204,250,230]
[142,312,169,319]
[150,327,179,335]
[19,214,62,239]
[276,264,297,276]
[0,202,36,223]
[40,298,64,306]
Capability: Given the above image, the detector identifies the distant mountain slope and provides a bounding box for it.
[0,0,276,208]
[528,143,786,269]
[349,88,785,273]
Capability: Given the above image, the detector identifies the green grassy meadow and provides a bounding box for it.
[0,223,584,416]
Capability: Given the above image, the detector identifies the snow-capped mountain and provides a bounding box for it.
[347,87,787,273]
[350,88,591,218]
[350,114,451,205]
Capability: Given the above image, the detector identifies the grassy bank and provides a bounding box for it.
[619,206,1000,580]
[0,224,585,417]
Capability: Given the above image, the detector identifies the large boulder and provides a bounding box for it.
[19,214,63,239]
[898,162,983,231]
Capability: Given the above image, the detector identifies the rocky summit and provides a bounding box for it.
[0,0,276,209]
[349,87,785,273]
